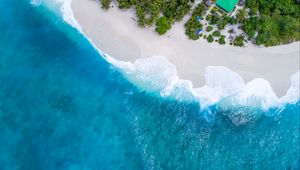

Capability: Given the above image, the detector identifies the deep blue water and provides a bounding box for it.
[0,0,299,169]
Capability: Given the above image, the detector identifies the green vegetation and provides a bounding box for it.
[244,0,300,46]
[233,35,245,47]
[217,20,227,30]
[206,26,213,32]
[117,0,134,9]
[100,0,112,10]
[236,9,247,23]
[100,0,194,33]
[135,4,146,27]
[206,15,211,21]
[212,30,221,37]
[162,0,194,21]
[209,14,220,25]
[242,17,260,38]
[185,18,202,40]
[225,16,237,25]
[155,17,171,35]
[218,35,226,45]
[207,34,214,43]
[100,0,300,47]
[184,3,207,40]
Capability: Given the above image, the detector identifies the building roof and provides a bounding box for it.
[216,0,239,13]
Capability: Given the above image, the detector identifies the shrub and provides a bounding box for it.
[209,14,220,25]
[212,30,221,37]
[184,17,202,40]
[117,0,134,9]
[217,20,227,30]
[243,17,260,39]
[206,15,212,21]
[207,34,214,43]
[184,2,206,40]
[233,35,245,47]
[236,9,247,23]
[218,35,226,44]
[155,17,171,35]
[211,8,217,14]
[101,0,112,10]
[135,4,146,27]
[206,26,213,32]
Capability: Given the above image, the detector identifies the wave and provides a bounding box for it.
[41,0,300,111]
[108,56,299,107]
[55,0,82,30]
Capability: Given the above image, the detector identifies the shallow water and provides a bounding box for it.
[0,0,299,169]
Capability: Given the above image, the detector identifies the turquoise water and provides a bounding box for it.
[0,0,299,169]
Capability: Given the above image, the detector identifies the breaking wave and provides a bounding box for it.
[107,56,299,105]
[44,0,299,113]
[2,1,299,169]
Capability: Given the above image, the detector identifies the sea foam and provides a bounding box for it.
[56,0,81,31]
[281,71,300,104]
[107,55,299,110]
[49,0,299,110]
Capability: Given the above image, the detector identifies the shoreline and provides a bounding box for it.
[71,0,299,97]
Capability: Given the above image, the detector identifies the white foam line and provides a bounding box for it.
[48,0,300,109]
[56,0,82,31]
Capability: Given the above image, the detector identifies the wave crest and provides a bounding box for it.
[51,0,300,111]
[109,56,299,109]
[56,0,81,30]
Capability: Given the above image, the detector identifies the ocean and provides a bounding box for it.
[0,0,299,169]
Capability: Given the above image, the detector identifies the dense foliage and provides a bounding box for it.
[233,35,245,47]
[206,25,213,32]
[117,0,134,9]
[244,0,300,46]
[162,0,194,21]
[242,17,260,38]
[236,9,247,23]
[184,3,207,40]
[155,16,172,35]
[212,30,221,37]
[100,0,194,33]
[218,35,226,45]
[100,0,112,10]
[100,0,300,47]
[207,34,214,43]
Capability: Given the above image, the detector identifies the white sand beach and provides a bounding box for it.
[71,0,299,96]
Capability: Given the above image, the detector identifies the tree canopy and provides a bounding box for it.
[100,0,300,46]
